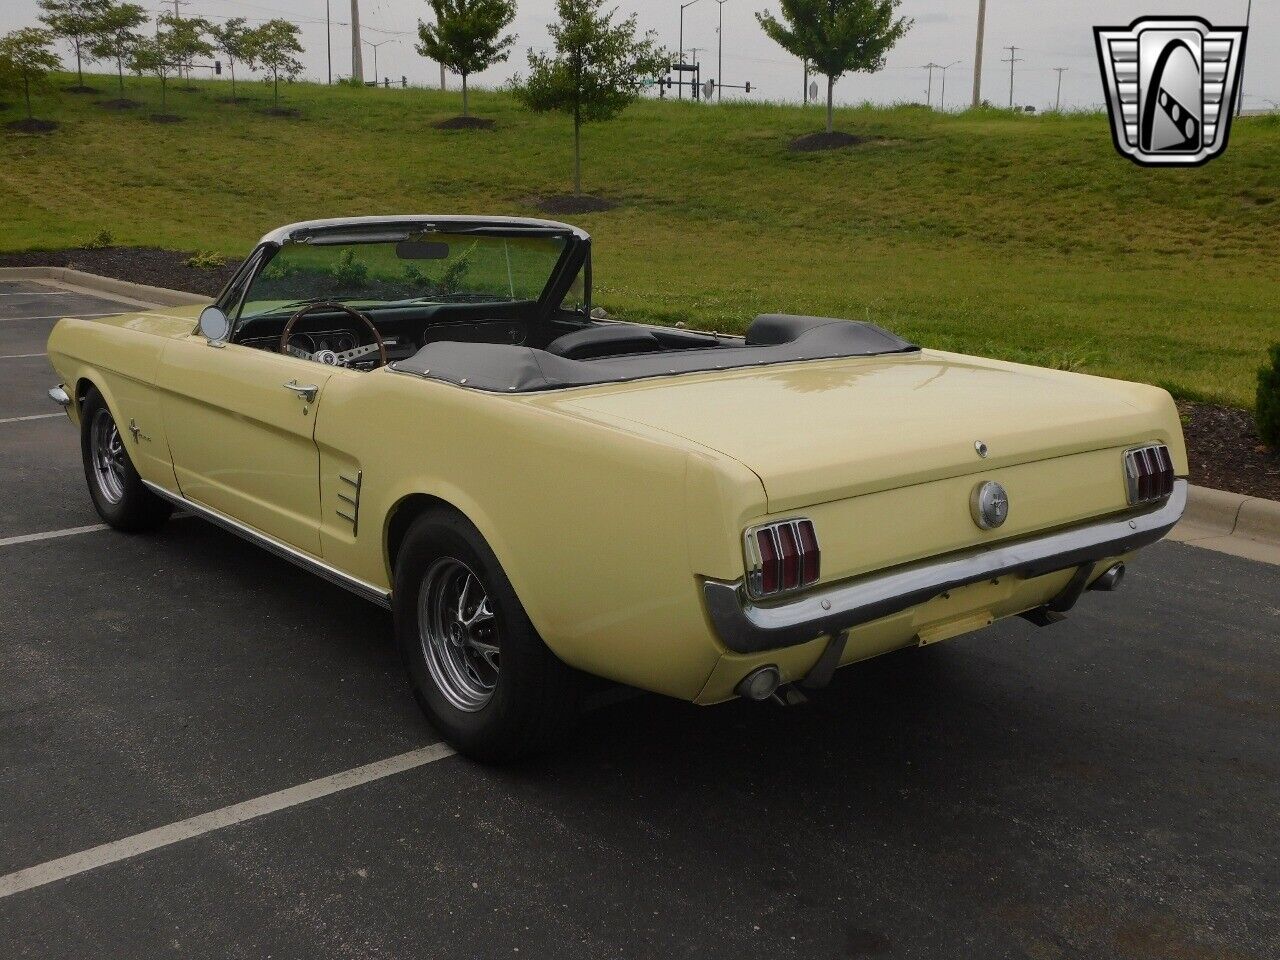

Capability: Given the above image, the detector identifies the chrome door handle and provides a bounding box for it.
[283,380,318,402]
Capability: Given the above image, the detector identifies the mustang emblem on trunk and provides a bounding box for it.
[971,481,1009,530]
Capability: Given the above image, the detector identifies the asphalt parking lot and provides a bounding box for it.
[1,279,1278,959]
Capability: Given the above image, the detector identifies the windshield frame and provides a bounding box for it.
[214,218,591,337]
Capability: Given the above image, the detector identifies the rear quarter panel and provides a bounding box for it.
[314,370,767,701]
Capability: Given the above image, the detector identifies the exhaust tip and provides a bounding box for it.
[736,665,781,701]
[1090,563,1125,592]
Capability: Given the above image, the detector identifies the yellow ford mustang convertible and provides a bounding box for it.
[47,216,1187,760]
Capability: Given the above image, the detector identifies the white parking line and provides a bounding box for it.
[0,413,63,424]
[0,524,109,548]
[0,743,456,899]
[0,353,47,359]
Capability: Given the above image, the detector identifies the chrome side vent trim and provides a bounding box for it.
[337,471,362,536]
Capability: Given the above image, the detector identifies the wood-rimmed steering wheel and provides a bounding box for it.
[279,301,387,368]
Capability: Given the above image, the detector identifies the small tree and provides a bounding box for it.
[757,0,912,133]
[416,0,516,118]
[37,0,108,89]
[0,28,63,120]
[1258,344,1280,449]
[157,12,212,82]
[128,32,178,110]
[210,17,254,102]
[87,1,147,97]
[247,19,303,106]
[513,0,665,195]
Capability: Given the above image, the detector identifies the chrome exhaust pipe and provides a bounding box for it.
[736,665,781,701]
[1090,563,1125,591]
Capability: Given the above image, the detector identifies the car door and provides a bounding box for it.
[158,333,333,555]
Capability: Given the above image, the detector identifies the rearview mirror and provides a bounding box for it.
[198,305,230,343]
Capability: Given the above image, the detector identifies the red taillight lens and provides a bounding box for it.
[755,528,779,594]
[748,519,820,598]
[796,519,820,586]
[1125,444,1174,505]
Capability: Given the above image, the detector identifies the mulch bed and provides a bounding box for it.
[149,113,184,124]
[5,119,59,134]
[98,98,141,110]
[0,246,242,298]
[65,85,99,94]
[434,115,495,130]
[261,106,302,118]
[789,131,869,152]
[534,193,617,214]
[1179,401,1280,502]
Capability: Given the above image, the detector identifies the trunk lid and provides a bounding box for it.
[556,351,1170,512]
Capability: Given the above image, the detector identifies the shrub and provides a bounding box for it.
[184,249,225,269]
[330,248,368,287]
[84,228,113,248]
[1257,343,1280,448]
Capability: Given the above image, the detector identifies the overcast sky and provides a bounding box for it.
[4,0,1271,111]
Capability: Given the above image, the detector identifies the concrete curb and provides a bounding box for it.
[0,266,209,308]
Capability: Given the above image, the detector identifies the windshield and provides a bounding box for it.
[239,232,569,319]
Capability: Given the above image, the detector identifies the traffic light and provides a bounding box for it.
[744,81,751,93]
[214,60,221,75]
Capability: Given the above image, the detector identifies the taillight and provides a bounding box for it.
[1124,444,1175,505]
[745,519,820,599]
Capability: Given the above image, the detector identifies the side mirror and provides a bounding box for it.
[198,305,230,344]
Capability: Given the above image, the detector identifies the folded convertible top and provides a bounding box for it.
[391,315,919,393]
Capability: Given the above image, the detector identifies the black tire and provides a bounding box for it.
[393,508,580,762]
[79,386,172,532]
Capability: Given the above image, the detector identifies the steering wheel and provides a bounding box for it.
[279,301,387,368]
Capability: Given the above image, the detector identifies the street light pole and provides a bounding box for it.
[1237,0,1252,117]
[940,60,961,111]
[716,0,728,103]
[679,0,703,100]
[325,0,332,85]
[364,38,392,84]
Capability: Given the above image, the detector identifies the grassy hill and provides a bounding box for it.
[2,74,1278,408]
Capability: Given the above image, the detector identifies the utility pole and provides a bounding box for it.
[1002,45,1022,109]
[350,0,363,85]
[715,0,728,103]
[1053,66,1067,112]
[940,60,961,112]
[922,62,940,107]
[1237,0,1252,117]
[325,0,332,84]
[689,46,705,99]
[803,58,809,103]
[971,0,986,107]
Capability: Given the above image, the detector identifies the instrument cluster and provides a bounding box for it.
[286,329,359,354]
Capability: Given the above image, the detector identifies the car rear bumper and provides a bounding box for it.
[702,480,1187,654]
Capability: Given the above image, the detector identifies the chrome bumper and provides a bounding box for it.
[48,384,71,408]
[702,480,1187,654]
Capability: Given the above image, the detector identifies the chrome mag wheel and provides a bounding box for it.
[418,557,501,712]
[89,407,127,504]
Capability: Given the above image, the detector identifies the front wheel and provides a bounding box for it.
[79,387,172,532]
[393,510,580,762]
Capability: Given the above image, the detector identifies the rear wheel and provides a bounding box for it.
[79,387,172,532]
[394,509,580,762]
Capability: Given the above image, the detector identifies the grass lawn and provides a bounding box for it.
[2,74,1278,409]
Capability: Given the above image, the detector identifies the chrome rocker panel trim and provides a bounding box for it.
[141,480,392,609]
[703,480,1187,654]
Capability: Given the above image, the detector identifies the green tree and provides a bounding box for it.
[415,0,516,117]
[210,17,255,102]
[37,0,108,88]
[156,12,212,82]
[87,1,147,97]
[757,0,911,133]
[0,28,63,120]
[512,0,665,195]
[247,19,303,106]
